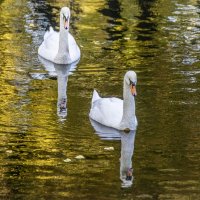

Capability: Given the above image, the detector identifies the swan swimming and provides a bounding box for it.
[38,7,80,64]
[89,71,138,132]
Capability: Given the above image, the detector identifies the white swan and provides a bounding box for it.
[89,71,138,131]
[38,7,80,64]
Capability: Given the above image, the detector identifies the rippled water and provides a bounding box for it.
[0,0,200,199]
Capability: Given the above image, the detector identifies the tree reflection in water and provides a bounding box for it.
[136,0,157,41]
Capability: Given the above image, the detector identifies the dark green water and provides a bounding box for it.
[0,0,200,199]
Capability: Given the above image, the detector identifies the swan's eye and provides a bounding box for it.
[130,80,136,86]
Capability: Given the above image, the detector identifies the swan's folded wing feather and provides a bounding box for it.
[38,30,59,62]
[91,90,100,104]
[89,97,123,129]
[38,29,80,64]
[68,33,81,62]
[44,31,59,49]
[44,27,54,40]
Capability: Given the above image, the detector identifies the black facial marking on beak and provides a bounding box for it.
[130,80,135,86]
[63,15,69,30]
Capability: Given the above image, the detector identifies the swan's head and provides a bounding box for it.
[124,71,137,96]
[61,7,70,30]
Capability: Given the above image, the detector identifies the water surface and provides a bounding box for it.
[0,0,200,199]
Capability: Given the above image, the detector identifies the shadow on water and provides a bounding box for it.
[99,0,158,43]
[98,0,128,53]
[28,0,80,29]
[97,0,159,63]
[99,0,126,41]
[135,0,159,60]
[29,0,58,29]
[136,0,157,41]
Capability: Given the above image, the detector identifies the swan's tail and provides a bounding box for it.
[92,89,100,103]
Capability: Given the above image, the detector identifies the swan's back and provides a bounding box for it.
[38,28,59,62]
[89,91,123,129]
[38,28,80,64]
[67,34,80,62]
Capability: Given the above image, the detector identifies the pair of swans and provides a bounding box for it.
[38,7,138,132]
[38,6,138,187]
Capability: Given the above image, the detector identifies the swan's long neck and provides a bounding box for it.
[54,14,71,64]
[120,80,136,130]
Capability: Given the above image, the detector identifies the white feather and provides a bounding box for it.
[90,91,123,129]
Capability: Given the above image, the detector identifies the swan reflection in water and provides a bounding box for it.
[90,119,136,188]
[37,56,79,118]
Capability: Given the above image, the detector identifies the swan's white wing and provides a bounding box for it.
[68,33,81,62]
[44,29,59,49]
[44,27,54,40]
[38,29,80,64]
[89,95,123,129]
[38,28,59,62]
[91,90,100,103]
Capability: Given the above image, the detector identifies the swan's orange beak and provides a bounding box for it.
[130,83,137,96]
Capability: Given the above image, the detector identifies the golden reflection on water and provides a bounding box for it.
[0,0,200,199]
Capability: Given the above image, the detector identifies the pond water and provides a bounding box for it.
[0,0,200,199]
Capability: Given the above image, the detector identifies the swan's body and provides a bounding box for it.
[89,71,138,131]
[38,7,80,64]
